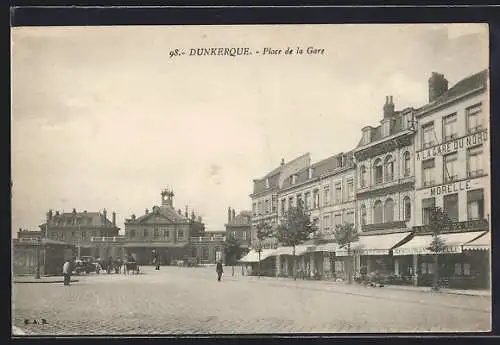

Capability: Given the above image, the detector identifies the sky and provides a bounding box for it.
[11,24,488,236]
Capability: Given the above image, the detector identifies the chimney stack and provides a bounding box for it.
[232,209,236,220]
[228,207,232,222]
[280,158,285,167]
[47,209,53,222]
[383,95,395,118]
[145,208,149,215]
[112,212,116,227]
[185,205,188,218]
[428,72,449,103]
[72,208,77,215]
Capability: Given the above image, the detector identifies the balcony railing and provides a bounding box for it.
[190,236,226,243]
[468,169,485,178]
[413,219,489,234]
[444,175,459,183]
[468,125,484,134]
[423,180,436,187]
[90,236,127,243]
[362,221,408,232]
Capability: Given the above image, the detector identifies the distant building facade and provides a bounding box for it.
[225,207,252,249]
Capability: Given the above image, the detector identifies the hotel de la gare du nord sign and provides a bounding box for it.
[416,129,488,198]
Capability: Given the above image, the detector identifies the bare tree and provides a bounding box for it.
[333,222,358,284]
[426,206,451,291]
[275,201,317,280]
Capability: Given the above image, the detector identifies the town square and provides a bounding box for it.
[11,24,490,335]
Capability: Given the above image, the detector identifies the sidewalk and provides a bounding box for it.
[243,275,491,297]
[13,275,80,284]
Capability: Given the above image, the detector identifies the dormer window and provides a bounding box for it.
[381,119,391,137]
[308,168,313,179]
[362,127,371,145]
[291,175,297,184]
[265,177,270,189]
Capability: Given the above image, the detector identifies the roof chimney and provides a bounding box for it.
[185,205,188,218]
[232,209,236,220]
[112,212,116,227]
[428,72,449,103]
[280,158,285,167]
[72,208,77,214]
[228,207,232,222]
[145,208,149,215]
[383,95,395,118]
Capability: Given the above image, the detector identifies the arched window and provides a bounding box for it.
[384,155,394,182]
[374,159,383,184]
[403,197,411,221]
[360,165,367,188]
[373,200,383,224]
[384,198,394,223]
[360,204,367,225]
[403,151,411,177]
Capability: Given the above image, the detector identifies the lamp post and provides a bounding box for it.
[35,237,41,279]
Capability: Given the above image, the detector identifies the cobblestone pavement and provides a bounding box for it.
[12,266,491,335]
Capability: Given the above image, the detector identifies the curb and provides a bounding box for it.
[14,279,80,284]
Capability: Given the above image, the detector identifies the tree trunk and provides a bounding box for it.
[347,242,352,284]
[258,251,261,279]
[293,245,296,281]
[432,253,439,291]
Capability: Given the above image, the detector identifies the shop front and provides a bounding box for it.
[123,242,188,265]
[312,242,338,279]
[393,230,487,288]
[238,248,277,276]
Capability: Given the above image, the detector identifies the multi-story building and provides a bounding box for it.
[352,96,418,277]
[123,188,205,265]
[40,208,120,258]
[249,154,311,249]
[394,70,490,289]
[225,207,252,250]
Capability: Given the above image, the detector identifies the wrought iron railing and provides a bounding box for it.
[413,219,489,234]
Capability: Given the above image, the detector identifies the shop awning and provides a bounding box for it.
[238,249,276,263]
[359,232,413,256]
[314,242,339,252]
[335,242,360,257]
[463,232,490,251]
[269,244,315,256]
[393,231,486,256]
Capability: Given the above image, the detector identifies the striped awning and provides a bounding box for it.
[463,232,490,251]
[393,231,486,256]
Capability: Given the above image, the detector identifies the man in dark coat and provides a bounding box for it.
[216,260,224,282]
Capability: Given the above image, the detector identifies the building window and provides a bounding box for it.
[346,179,354,200]
[313,189,319,208]
[334,183,342,204]
[265,178,270,189]
[422,122,435,148]
[297,194,303,208]
[323,186,330,205]
[51,231,56,239]
[403,197,411,221]
[384,155,394,182]
[373,200,383,224]
[443,113,458,141]
[242,231,247,240]
[443,152,459,183]
[291,175,297,185]
[360,204,367,226]
[92,231,97,237]
[345,211,354,225]
[323,215,331,233]
[422,158,436,187]
[467,103,483,133]
[81,231,86,240]
[422,198,436,225]
[265,199,270,214]
[71,231,75,238]
[203,247,209,261]
[280,198,286,215]
[271,195,277,213]
[443,194,459,222]
[231,231,237,238]
[130,230,135,238]
[288,197,294,209]
[403,151,411,177]
[252,203,256,216]
[308,168,313,179]
[374,159,383,184]
[304,193,310,210]
[467,189,484,220]
[467,145,484,178]
[384,198,394,223]
[334,213,342,228]
[360,165,367,188]
[178,229,184,238]
[154,228,159,239]
[143,229,149,238]
[164,229,170,238]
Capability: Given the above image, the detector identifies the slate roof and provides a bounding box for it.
[416,69,488,115]
[41,211,117,229]
[128,205,191,224]
[227,211,252,226]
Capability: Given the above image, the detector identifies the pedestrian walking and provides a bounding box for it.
[62,259,72,286]
[216,260,224,282]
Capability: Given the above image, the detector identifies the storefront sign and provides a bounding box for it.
[430,180,471,197]
[393,245,462,256]
[416,130,488,161]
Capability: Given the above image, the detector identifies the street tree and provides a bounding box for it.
[426,206,451,291]
[255,221,273,277]
[275,201,317,280]
[224,234,243,276]
[333,222,359,284]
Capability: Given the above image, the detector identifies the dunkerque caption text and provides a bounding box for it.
[169,47,325,59]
